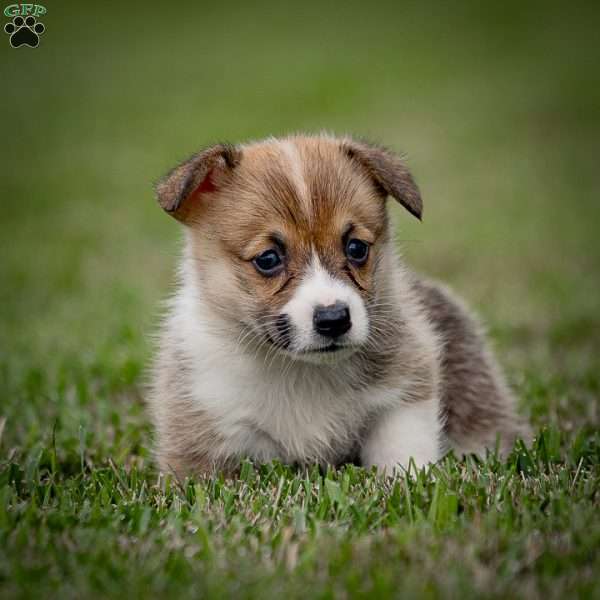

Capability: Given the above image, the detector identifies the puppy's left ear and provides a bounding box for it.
[342,139,423,220]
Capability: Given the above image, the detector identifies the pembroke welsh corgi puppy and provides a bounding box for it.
[149,134,530,477]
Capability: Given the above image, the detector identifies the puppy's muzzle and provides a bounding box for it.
[313,302,352,339]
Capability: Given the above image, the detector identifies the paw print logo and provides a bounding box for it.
[4,15,45,48]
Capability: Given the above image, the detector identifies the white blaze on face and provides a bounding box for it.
[278,139,310,205]
[282,255,369,354]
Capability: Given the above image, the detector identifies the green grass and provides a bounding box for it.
[1,437,599,598]
[1,1,599,597]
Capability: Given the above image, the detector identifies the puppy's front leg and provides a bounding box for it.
[360,398,442,473]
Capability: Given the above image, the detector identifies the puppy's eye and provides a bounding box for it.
[345,238,369,265]
[253,249,283,276]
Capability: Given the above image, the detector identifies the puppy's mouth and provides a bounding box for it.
[302,343,344,354]
[262,330,356,363]
[295,342,358,364]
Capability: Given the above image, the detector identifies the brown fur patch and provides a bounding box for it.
[341,139,423,220]
[155,143,241,223]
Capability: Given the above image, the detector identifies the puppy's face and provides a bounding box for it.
[156,135,422,364]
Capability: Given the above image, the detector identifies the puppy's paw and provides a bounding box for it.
[361,399,442,474]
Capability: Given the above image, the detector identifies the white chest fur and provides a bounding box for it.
[170,279,408,465]
[186,330,406,464]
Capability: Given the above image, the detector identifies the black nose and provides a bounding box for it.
[313,303,352,338]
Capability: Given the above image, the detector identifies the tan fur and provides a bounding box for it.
[184,137,389,321]
[149,133,530,478]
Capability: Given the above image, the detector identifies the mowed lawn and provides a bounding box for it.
[1,1,599,598]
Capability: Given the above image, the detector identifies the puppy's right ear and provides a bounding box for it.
[155,143,241,223]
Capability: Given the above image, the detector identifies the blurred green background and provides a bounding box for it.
[1,0,599,445]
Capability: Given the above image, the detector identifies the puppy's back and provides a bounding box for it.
[413,277,531,455]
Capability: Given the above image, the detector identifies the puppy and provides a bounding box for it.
[149,134,530,478]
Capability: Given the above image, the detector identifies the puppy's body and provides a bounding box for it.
[149,134,529,477]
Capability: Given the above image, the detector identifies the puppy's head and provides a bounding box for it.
[156,135,421,364]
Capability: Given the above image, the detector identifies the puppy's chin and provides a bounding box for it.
[280,344,359,365]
